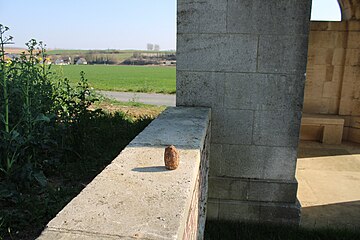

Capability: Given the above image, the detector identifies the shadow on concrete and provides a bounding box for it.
[297,141,360,230]
[301,200,360,229]
[297,141,360,158]
[132,166,168,172]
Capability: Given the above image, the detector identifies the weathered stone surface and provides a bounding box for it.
[253,110,302,147]
[348,127,360,143]
[208,143,222,177]
[216,144,297,180]
[208,177,298,203]
[217,199,300,224]
[38,230,122,240]
[218,200,260,221]
[177,34,258,73]
[307,47,334,65]
[258,35,309,74]
[130,107,210,150]
[41,148,200,239]
[219,144,265,179]
[227,0,311,35]
[343,126,350,140]
[322,124,344,144]
[39,107,211,240]
[262,146,298,180]
[176,0,311,225]
[206,199,219,220]
[345,49,360,66]
[348,32,360,49]
[259,201,301,224]
[176,70,225,108]
[211,109,254,145]
[248,179,298,203]
[177,0,227,34]
[208,177,248,200]
[303,21,360,119]
[308,31,347,48]
[224,73,305,111]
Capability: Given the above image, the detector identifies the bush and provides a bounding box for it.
[0,25,97,185]
[0,25,153,239]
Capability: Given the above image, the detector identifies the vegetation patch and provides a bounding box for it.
[55,65,176,94]
[0,25,153,240]
[92,97,165,119]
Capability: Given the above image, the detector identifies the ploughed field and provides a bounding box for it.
[54,65,176,94]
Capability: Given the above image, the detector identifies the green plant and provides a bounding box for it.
[0,25,13,183]
[0,25,154,240]
[0,32,55,187]
[0,25,94,237]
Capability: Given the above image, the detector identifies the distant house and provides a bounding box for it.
[161,60,176,66]
[54,57,71,65]
[55,59,65,65]
[76,58,87,65]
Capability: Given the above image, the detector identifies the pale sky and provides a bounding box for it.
[0,0,341,50]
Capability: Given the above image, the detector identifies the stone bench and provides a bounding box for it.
[300,114,345,144]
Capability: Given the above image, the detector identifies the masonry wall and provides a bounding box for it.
[303,21,360,142]
[177,0,312,223]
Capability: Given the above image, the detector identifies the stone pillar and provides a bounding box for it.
[176,0,312,223]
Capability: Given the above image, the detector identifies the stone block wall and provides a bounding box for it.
[303,21,360,143]
[177,0,312,223]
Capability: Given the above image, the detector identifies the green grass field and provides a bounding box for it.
[54,65,176,94]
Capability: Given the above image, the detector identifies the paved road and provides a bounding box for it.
[100,91,176,107]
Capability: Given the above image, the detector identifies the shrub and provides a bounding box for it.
[0,25,97,187]
[0,25,153,239]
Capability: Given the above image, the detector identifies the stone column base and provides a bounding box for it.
[207,177,301,224]
[207,198,301,225]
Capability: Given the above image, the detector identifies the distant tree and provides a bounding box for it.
[154,44,160,51]
[147,43,154,51]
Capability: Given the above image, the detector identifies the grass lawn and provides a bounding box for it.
[205,221,360,240]
[54,65,176,94]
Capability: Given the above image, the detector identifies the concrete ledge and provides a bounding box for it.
[38,107,211,240]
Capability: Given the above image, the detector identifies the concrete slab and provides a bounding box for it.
[38,107,211,240]
[296,141,360,229]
